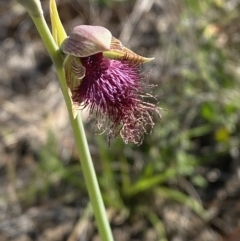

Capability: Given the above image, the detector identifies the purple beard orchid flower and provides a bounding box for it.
[61,25,160,144]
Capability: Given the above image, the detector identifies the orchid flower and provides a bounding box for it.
[61,25,160,144]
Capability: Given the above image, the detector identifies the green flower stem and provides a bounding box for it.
[20,3,114,241]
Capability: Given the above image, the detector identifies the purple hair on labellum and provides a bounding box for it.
[62,25,160,144]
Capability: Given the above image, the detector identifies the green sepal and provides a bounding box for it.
[50,0,67,47]
[63,55,83,118]
[103,50,154,63]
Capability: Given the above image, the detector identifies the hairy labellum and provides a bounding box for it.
[62,25,160,144]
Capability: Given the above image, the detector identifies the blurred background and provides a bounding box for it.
[1,0,240,240]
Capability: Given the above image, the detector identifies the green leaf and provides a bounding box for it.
[50,0,67,46]
[125,168,177,198]
[155,187,209,220]
[144,210,167,241]
[201,102,215,121]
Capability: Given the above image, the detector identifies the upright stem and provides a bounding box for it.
[22,6,114,241]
